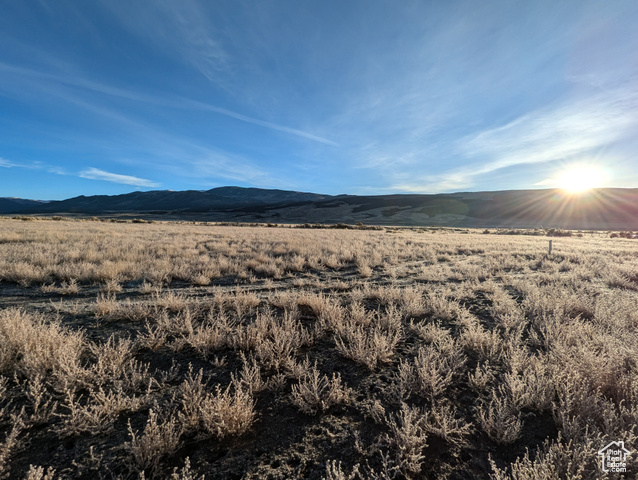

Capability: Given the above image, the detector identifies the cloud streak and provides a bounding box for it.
[460,89,638,173]
[0,61,336,146]
[390,85,638,193]
[79,168,159,187]
[98,0,229,87]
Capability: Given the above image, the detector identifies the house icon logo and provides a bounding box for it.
[598,441,630,473]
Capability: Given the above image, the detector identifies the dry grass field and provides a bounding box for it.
[0,217,636,479]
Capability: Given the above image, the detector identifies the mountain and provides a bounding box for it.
[0,197,49,213]
[2,186,638,230]
[3,187,332,214]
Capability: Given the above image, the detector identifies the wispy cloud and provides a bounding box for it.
[0,61,336,146]
[389,86,638,193]
[79,168,159,187]
[105,0,228,87]
[460,89,637,172]
[0,157,158,188]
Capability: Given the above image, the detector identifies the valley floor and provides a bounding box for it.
[0,218,636,479]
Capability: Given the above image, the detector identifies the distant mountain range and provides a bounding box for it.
[2,186,638,230]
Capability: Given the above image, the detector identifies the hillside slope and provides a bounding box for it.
[2,187,637,229]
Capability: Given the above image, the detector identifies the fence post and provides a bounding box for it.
[548,240,552,255]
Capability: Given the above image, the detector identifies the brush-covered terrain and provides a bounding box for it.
[0,218,636,479]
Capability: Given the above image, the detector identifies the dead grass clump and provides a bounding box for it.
[502,353,553,412]
[88,338,154,394]
[424,401,472,447]
[197,385,255,439]
[51,279,80,295]
[423,291,465,322]
[468,362,496,393]
[232,354,266,396]
[323,460,362,480]
[25,375,58,426]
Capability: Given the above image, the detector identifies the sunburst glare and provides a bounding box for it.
[555,164,610,193]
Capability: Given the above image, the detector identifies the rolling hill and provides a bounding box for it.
[2,186,638,230]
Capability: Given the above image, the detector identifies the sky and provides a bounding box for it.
[1,0,638,200]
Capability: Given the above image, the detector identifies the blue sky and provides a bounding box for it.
[1,1,638,199]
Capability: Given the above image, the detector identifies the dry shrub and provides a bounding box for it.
[128,408,181,476]
[489,436,591,480]
[94,295,151,322]
[323,460,362,480]
[291,362,351,414]
[0,410,26,479]
[174,311,235,357]
[59,385,144,435]
[424,402,472,447]
[296,292,340,322]
[409,320,451,344]
[384,403,428,477]
[423,291,464,322]
[335,322,402,370]
[198,385,255,439]
[227,290,261,317]
[56,279,80,296]
[153,290,192,313]
[356,259,373,278]
[468,362,496,393]
[247,311,313,372]
[171,457,204,480]
[458,318,503,363]
[395,341,466,400]
[101,278,123,294]
[232,354,266,396]
[178,368,255,439]
[25,375,57,426]
[0,309,85,387]
[478,391,522,445]
[89,338,154,394]
[551,374,638,446]
[502,352,553,412]
[23,465,56,480]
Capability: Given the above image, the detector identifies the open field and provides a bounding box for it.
[0,218,637,479]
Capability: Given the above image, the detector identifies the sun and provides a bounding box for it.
[555,165,609,193]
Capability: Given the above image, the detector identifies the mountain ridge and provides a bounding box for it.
[2,186,638,230]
